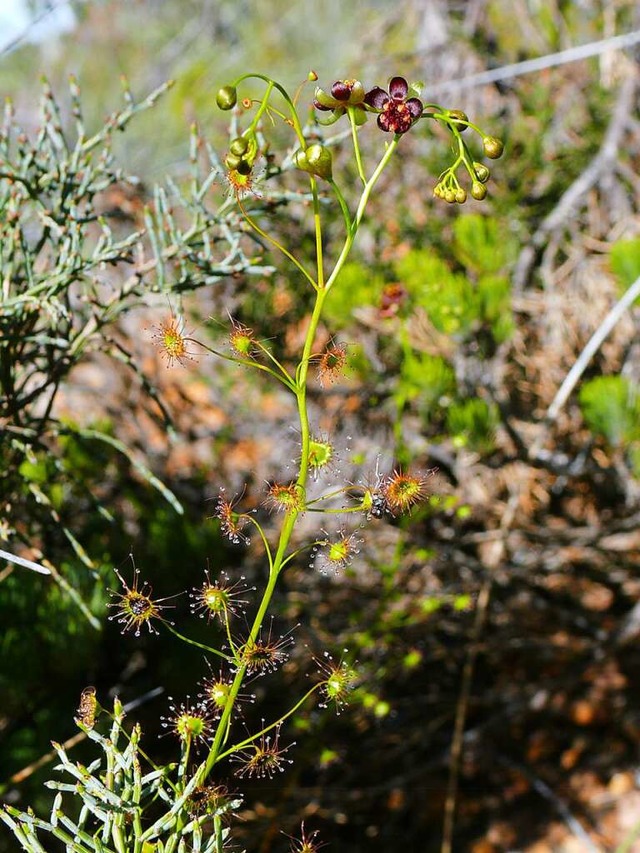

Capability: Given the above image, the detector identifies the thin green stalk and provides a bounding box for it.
[348,108,367,185]
[215,683,321,762]
[164,624,232,662]
[325,137,399,294]
[237,197,318,290]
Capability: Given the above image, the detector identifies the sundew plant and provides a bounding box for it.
[2,71,502,852]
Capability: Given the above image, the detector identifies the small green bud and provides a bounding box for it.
[216,85,237,110]
[229,136,250,156]
[473,162,490,183]
[444,189,456,204]
[293,149,310,172]
[471,182,487,200]
[225,153,242,170]
[482,136,504,159]
[455,188,467,204]
[448,109,469,130]
[305,143,333,180]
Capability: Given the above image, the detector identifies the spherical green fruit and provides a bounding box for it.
[305,144,333,180]
[216,85,237,110]
[229,136,250,156]
[225,153,241,170]
[483,136,504,159]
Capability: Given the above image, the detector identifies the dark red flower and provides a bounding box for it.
[364,77,423,135]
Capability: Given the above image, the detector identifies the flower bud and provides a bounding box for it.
[305,143,333,180]
[471,182,487,200]
[331,81,351,101]
[483,136,504,159]
[229,136,250,156]
[216,85,237,110]
[473,162,490,183]
[448,109,469,130]
[455,188,467,204]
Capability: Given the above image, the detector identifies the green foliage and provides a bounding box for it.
[446,397,499,453]
[325,217,514,346]
[451,214,516,275]
[324,261,386,328]
[397,244,513,343]
[579,376,640,448]
[610,237,640,293]
[398,352,456,418]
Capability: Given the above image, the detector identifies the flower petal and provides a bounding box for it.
[377,113,392,132]
[364,86,389,109]
[388,76,409,100]
[405,97,423,119]
[331,81,351,101]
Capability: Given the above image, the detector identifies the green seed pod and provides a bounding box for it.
[482,136,504,159]
[471,182,487,200]
[229,136,250,157]
[216,85,238,110]
[293,148,310,172]
[225,152,242,170]
[448,109,469,130]
[473,162,490,183]
[304,143,333,180]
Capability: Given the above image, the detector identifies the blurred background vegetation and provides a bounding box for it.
[1,1,640,851]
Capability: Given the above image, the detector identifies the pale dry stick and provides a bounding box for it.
[513,67,638,292]
[430,29,640,97]
[0,547,51,575]
[441,488,520,853]
[528,272,640,462]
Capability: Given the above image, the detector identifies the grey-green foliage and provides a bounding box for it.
[1,699,240,853]
[0,75,270,614]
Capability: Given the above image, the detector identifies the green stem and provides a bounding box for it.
[348,108,367,185]
[325,137,399,294]
[164,624,232,662]
[215,683,321,762]
[198,121,400,791]
[237,198,318,290]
